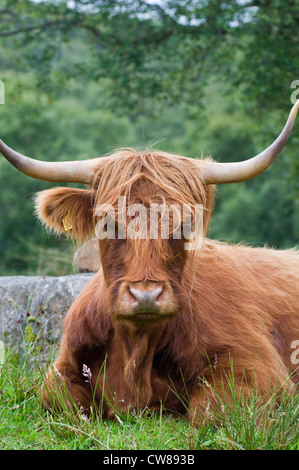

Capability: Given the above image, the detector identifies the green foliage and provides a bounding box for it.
[209,174,299,248]
[1,0,298,115]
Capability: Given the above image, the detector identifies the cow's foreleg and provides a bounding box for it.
[41,360,93,416]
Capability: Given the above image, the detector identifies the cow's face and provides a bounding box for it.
[96,179,188,323]
[35,151,215,324]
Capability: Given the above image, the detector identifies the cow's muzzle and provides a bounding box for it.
[114,280,179,322]
[128,284,163,313]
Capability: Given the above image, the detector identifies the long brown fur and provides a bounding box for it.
[38,149,299,421]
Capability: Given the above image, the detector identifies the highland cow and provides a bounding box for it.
[1,100,299,422]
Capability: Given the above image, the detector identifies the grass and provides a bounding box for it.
[0,338,298,451]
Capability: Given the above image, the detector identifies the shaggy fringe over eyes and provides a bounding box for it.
[93,149,214,206]
[35,187,95,242]
[93,149,215,233]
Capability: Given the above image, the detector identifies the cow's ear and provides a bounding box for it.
[35,187,95,241]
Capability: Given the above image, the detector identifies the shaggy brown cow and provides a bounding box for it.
[1,100,299,422]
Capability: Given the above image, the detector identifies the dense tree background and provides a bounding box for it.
[0,0,298,275]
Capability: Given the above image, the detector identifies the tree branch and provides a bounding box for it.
[0,19,66,38]
[0,9,20,26]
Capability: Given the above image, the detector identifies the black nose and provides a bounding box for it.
[129,285,163,310]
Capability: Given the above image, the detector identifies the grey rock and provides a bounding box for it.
[0,273,94,347]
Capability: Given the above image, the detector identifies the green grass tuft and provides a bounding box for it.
[0,339,298,450]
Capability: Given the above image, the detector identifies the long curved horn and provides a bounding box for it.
[0,139,102,184]
[200,99,299,184]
